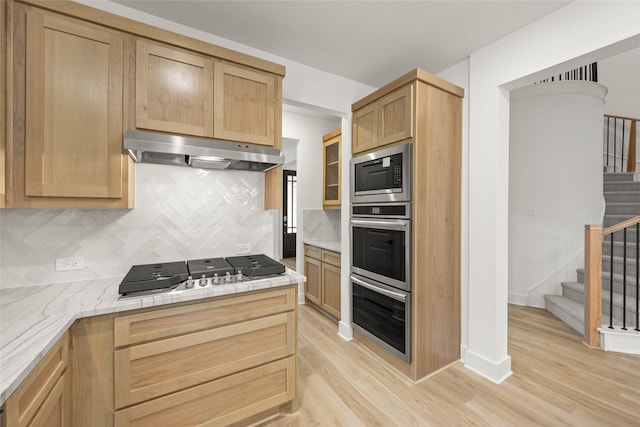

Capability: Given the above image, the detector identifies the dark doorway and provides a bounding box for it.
[283,170,297,259]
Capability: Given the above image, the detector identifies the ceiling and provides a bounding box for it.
[112,0,571,88]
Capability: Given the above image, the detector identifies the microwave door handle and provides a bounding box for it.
[350,219,408,231]
[351,276,407,302]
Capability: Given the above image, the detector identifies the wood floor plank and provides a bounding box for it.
[261,303,640,426]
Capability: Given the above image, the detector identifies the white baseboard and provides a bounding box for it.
[298,293,305,305]
[508,292,528,306]
[464,349,512,384]
[599,327,640,355]
[338,321,353,341]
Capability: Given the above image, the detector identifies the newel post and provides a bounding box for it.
[584,225,602,347]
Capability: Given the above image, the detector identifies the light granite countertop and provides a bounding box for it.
[303,239,341,253]
[0,270,305,406]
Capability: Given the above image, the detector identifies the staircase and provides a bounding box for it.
[544,172,640,336]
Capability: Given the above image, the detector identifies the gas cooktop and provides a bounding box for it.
[118,254,286,296]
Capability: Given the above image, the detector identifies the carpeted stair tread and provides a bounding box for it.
[544,295,584,334]
[603,172,640,182]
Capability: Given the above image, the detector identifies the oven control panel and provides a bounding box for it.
[351,203,411,218]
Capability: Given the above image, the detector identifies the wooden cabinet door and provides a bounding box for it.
[352,103,378,154]
[214,62,276,146]
[322,129,341,208]
[379,84,414,146]
[304,256,322,306]
[4,332,69,427]
[136,40,214,137]
[26,372,71,427]
[321,262,341,320]
[24,11,124,198]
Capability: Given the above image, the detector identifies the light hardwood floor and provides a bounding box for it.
[260,304,640,426]
[281,258,296,271]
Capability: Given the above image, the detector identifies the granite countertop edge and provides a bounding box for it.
[0,269,305,406]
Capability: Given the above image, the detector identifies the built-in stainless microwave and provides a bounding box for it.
[350,142,412,204]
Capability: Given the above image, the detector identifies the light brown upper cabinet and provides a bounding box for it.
[136,46,280,147]
[136,40,214,137]
[214,62,277,146]
[352,103,377,154]
[352,84,414,154]
[7,3,133,208]
[322,128,341,209]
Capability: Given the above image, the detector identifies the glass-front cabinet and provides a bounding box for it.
[322,128,342,209]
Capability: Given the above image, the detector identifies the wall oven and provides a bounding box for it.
[350,202,412,361]
[350,203,411,292]
[351,274,411,362]
[350,142,412,204]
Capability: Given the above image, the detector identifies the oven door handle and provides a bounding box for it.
[351,275,408,302]
[349,218,408,231]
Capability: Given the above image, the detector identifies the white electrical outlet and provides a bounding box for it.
[56,256,83,271]
[529,207,537,216]
[235,243,251,255]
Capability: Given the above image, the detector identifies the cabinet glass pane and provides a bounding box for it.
[326,143,339,165]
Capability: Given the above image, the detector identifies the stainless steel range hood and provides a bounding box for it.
[123,130,284,172]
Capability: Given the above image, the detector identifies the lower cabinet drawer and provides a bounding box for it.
[321,249,340,267]
[114,356,296,427]
[304,244,321,259]
[114,286,296,346]
[114,311,295,408]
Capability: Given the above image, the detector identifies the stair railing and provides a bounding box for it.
[603,115,639,173]
[584,216,640,347]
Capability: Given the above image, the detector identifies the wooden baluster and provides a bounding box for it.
[584,225,602,347]
[627,120,637,172]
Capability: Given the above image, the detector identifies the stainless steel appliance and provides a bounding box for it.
[118,254,286,295]
[350,203,411,292]
[350,142,412,204]
[350,202,412,361]
[351,275,411,362]
[124,130,285,172]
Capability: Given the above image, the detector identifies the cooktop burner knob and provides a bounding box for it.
[199,274,207,287]
[185,276,194,289]
[212,273,219,285]
[236,270,244,282]
[225,271,232,284]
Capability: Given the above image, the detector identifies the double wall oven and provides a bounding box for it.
[350,142,412,362]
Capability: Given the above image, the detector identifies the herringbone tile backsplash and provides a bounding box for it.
[0,164,275,288]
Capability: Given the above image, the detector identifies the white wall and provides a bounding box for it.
[599,47,640,118]
[465,1,640,383]
[508,82,607,307]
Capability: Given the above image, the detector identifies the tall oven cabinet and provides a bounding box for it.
[351,69,463,381]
